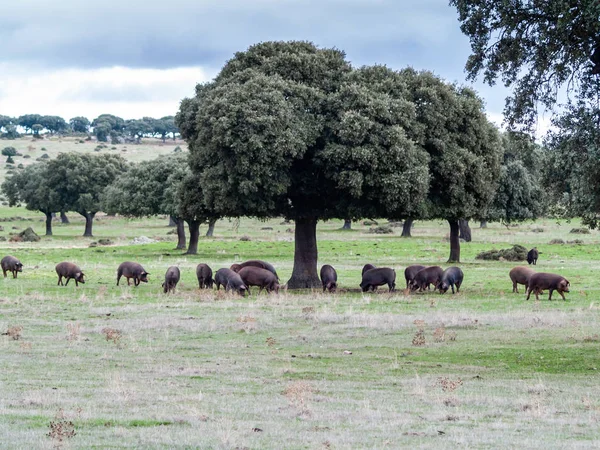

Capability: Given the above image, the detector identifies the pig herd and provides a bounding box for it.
[0,254,570,300]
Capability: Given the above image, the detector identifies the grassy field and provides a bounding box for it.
[1,206,599,449]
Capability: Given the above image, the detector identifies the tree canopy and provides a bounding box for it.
[451,0,600,128]
[177,41,443,286]
[1,163,62,235]
[46,153,129,236]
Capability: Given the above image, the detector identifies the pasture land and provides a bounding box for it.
[1,210,600,449]
[0,136,186,184]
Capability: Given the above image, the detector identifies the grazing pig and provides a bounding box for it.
[360,267,396,292]
[439,266,463,294]
[404,265,426,289]
[55,262,85,286]
[196,263,214,289]
[526,272,570,301]
[361,264,377,275]
[410,266,444,292]
[116,262,149,286]
[238,266,279,295]
[215,268,247,296]
[320,264,338,293]
[527,247,538,265]
[509,266,536,293]
[1,255,23,279]
[230,260,279,280]
[162,266,180,294]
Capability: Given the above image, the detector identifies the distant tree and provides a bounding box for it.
[0,115,13,132]
[31,124,43,137]
[40,116,68,134]
[47,153,129,236]
[2,147,17,157]
[93,122,111,142]
[451,0,600,129]
[160,116,179,142]
[103,154,189,249]
[482,131,545,225]
[3,124,19,139]
[543,102,600,228]
[177,42,430,286]
[69,116,90,133]
[1,163,62,235]
[399,68,502,262]
[125,119,152,143]
[18,114,42,134]
[176,173,220,254]
[91,114,125,132]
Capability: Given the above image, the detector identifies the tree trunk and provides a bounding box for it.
[176,218,186,250]
[342,219,352,230]
[401,218,414,237]
[480,220,487,228]
[45,212,53,236]
[459,219,472,242]
[168,215,177,227]
[287,218,321,289]
[82,212,95,237]
[206,218,216,237]
[185,220,200,254]
[60,211,69,224]
[448,219,460,263]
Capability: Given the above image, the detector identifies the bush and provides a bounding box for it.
[368,225,393,234]
[41,147,47,151]
[531,227,544,233]
[549,239,565,244]
[475,244,528,261]
[240,235,251,241]
[39,153,49,159]
[23,154,31,159]
[567,239,584,244]
[363,219,378,226]
[570,228,590,234]
[17,164,23,169]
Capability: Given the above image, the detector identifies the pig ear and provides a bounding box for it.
[144,272,150,275]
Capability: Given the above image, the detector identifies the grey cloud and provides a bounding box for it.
[0,0,509,114]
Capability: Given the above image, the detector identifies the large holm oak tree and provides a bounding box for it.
[47,153,129,236]
[399,68,502,262]
[1,163,62,236]
[177,41,430,288]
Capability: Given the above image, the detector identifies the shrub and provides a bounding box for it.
[531,227,544,233]
[549,239,565,244]
[368,225,393,234]
[570,228,590,234]
[39,153,49,159]
[475,244,528,261]
[23,155,31,159]
[173,146,182,153]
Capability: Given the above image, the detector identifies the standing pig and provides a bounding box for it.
[527,247,538,265]
[360,268,396,292]
[230,260,279,280]
[526,272,570,301]
[214,268,247,296]
[361,264,377,275]
[196,263,214,289]
[238,266,279,295]
[410,266,444,292]
[162,266,180,293]
[55,262,85,286]
[117,262,150,286]
[320,264,337,293]
[509,266,536,293]
[438,267,463,294]
[1,255,23,279]
[404,265,426,289]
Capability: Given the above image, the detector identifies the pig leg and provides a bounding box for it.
[548,289,554,301]
[451,283,455,294]
[65,277,70,286]
[57,275,63,286]
[559,291,566,301]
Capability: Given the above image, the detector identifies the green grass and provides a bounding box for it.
[1,207,600,448]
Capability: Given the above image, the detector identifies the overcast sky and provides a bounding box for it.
[0,0,551,134]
